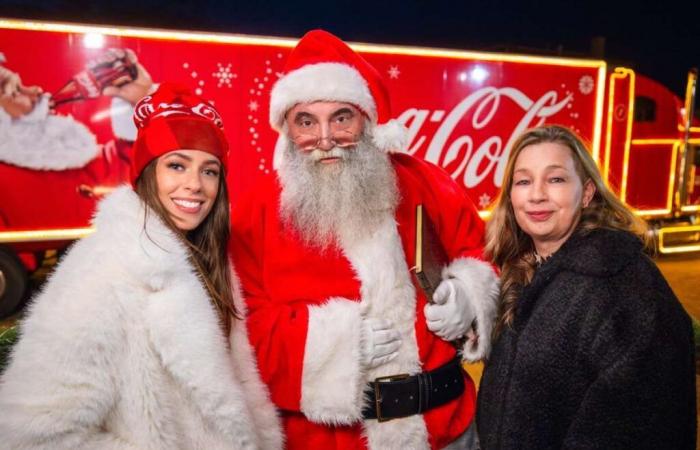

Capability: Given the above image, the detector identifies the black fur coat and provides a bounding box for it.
[477,228,696,450]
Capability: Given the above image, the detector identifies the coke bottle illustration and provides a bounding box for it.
[51,48,137,107]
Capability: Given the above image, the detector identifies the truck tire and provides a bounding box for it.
[0,249,27,319]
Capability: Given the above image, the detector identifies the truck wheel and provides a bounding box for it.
[0,249,27,318]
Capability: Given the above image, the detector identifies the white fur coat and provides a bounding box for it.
[0,186,282,450]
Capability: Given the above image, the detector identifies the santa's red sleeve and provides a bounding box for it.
[398,155,499,361]
[229,182,367,425]
[229,188,308,413]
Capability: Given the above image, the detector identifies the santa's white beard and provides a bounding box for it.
[0,95,98,170]
[277,135,399,249]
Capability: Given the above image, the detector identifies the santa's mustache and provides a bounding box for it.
[306,147,349,162]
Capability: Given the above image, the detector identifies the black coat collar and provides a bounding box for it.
[535,227,641,279]
[514,228,643,329]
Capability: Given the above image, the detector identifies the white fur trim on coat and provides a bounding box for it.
[442,257,499,362]
[340,215,430,450]
[0,95,99,170]
[300,298,366,425]
[269,62,376,131]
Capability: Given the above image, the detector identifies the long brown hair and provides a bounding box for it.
[485,125,648,333]
[135,160,238,335]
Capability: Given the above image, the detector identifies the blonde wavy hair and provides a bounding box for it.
[485,125,649,332]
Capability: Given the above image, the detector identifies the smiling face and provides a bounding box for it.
[510,141,596,257]
[154,149,222,231]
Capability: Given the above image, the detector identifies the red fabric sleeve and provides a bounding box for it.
[394,153,487,263]
[229,186,307,412]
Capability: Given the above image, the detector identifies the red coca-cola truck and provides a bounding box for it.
[0,18,698,317]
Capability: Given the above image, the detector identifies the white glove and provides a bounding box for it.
[360,318,401,369]
[425,278,476,341]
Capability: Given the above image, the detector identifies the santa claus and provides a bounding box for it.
[230,30,499,450]
[0,56,98,171]
[0,48,151,176]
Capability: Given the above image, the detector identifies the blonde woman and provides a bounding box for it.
[0,84,281,450]
[477,125,695,449]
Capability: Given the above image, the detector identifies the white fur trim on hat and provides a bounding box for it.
[442,257,499,362]
[270,62,376,131]
[0,95,99,170]
[371,119,409,153]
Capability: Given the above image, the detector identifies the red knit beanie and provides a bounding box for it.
[131,83,228,185]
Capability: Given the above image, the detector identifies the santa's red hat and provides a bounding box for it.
[270,29,408,153]
[131,83,228,185]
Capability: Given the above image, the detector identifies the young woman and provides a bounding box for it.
[476,125,695,449]
[0,84,282,450]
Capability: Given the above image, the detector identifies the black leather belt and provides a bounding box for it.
[362,356,465,422]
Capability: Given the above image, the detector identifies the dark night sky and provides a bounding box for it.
[1,0,698,97]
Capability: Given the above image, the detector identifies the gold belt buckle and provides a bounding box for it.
[373,373,410,422]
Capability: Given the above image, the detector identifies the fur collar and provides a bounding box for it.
[528,228,643,298]
[93,186,266,448]
[92,185,193,289]
[514,228,643,332]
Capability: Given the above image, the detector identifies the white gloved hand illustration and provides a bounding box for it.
[425,278,476,341]
[360,318,401,369]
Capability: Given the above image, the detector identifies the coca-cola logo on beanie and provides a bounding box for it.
[133,82,224,130]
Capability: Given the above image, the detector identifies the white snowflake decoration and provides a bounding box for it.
[245,56,286,175]
[578,75,594,95]
[213,63,237,88]
[388,65,401,79]
[180,63,206,95]
[478,193,492,208]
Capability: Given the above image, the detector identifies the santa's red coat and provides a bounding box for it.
[230,153,497,450]
[0,95,134,233]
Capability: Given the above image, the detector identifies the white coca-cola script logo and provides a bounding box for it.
[75,71,101,98]
[191,103,224,128]
[133,94,154,127]
[133,97,224,129]
[398,87,571,188]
